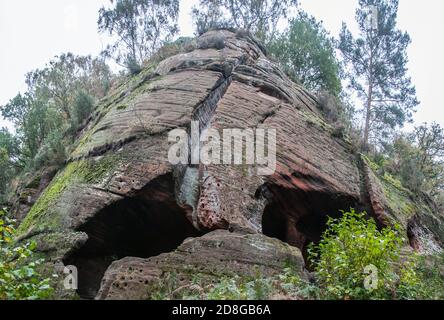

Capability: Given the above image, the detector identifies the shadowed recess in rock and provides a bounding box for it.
[261,184,361,262]
[63,173,202,299]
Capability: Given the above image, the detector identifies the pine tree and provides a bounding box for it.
[338,0,419,150]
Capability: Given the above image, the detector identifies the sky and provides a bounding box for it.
[0,0,443,131]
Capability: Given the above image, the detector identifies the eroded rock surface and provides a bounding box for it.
[96,230,307,300]
[15,30,444,299]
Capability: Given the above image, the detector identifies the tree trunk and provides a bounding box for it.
[363,87,372,151]
[363,50,374,151]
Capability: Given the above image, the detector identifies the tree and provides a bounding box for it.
[413,123,444,167]
[0,129,21,197]
[192,0,298,41]
[268,12,341,96]
[338,0,419,150]
[382,123,444,197]
[1,53,111,170]
[384,136,425,193]
[410,123,444,195]
[73,91,95,126]
[1,93,63,161]
[98,0,180,69]
[26,53,111,121]
[0,94,30,128]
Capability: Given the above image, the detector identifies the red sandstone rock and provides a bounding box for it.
[15,30,444,300]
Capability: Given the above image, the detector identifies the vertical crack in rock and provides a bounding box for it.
[192,75,233,131]
[358,156,390,228]
[356,155,380,225]
[176,74,233,230]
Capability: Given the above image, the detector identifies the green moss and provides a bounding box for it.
[361,154,418,226]
[71,63,160,158]
[18,161,82,234]
[300,109,333,132]
[362,154,380,172]
[18,154,121,235]
[383,182,416,217]
[81,155,121,184]
[382,172,408,192]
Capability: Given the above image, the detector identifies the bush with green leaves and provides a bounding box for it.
[30,129,66,170]
[151,267,319,300]
[73,91,95,127]
[308,209,421,300]
[268,12,342,96]
[205,276,273,300]
[0,209,54,300]
[412,253,444,300]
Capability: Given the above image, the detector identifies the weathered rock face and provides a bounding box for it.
[96,230,306,300]
[16,30,444,299]
[362,158,444,254]
[10,166,58,223]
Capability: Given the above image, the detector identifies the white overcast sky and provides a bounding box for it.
[1,0,443,131]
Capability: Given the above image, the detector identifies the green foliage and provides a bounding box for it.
[339,0,419,149]
[381,123,444,199]
[411,123,444,196]
[205,276,273,300]
[192,0,298,42]
[308,209,421,300]
[268,12,341,96]
[149,271,276,300]
[383,137,424,193]
[73,91,95,126]
[412,253,444,300]
[0,148,13,201]
[125,57,143,75]
[98,0,180,68]
[0,128,21,200]
[0,209,54,299]
[149,267,319,300]
[0,53,111,176]
[30,129,67,170]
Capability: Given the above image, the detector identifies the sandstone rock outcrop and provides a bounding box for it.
[15,30,444,299]
[96,230,306,300]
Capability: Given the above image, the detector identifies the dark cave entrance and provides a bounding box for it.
[63,173,202,299]
[261,185,362,265]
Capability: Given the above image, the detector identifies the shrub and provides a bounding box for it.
[0,209,54,299]
[206,276,273,300]
[268,12,342,96]
[73,91,94,126]
[412,253,444,300]
[308,209,421,300]
[31,129,66,169]
[125,57,142,75]
[151,270,309,300]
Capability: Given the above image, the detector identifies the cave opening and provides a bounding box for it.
[63,173,202,299]
[261,185,362,265]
